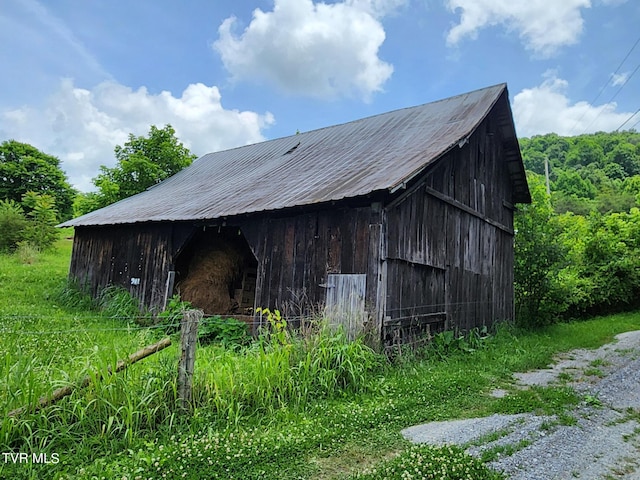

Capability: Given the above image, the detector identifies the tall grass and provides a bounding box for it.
[194,322,383,420]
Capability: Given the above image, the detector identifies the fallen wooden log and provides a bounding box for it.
[7,337,172,418]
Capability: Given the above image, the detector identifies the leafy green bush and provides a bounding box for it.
[0,199,27,252]
[198,315,250,348]
[428,326,491,360]
[514,173,568,327]
[351,444,503,480]
[561,208,640,316]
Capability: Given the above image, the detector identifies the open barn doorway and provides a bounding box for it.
[174,226,258,318]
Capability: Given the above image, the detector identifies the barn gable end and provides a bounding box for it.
[382,111,517,347]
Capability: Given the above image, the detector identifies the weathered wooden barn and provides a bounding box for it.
[60,83,530,346]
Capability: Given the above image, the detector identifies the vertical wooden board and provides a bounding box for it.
[365,223,381,311]
[456,145,469,206]
[339,210,355,272]
[386,203,400,260]
[452,209,462,269]
[354,208,370,273]
[283,221,296,295]
[272,220,288,308]
[258,220,276,309]
[325,274,366,340]
[312,212,329,304]
[239,217,268,311]
[462,214,471,272]
[327,222,341,274]
[424,197,447,269]
[292,214,307,294]
[415,189,425,265]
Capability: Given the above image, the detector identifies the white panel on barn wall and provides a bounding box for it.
[324,274,366,341]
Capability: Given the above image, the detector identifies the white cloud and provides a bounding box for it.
[512,74,632,137]
[445,0,591,57]
[0,79,274,192]
[611,72,629,86]
[213,0,399,100]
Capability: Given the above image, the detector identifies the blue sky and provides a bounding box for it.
[1,0,639,192]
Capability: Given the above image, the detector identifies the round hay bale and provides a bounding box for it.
[178,241,244,314]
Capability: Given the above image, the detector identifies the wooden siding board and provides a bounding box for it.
[325,274,366,340]
[238,207,372,315]
[340,213,354,272]
[68,225,173,313]
[383,112,517,336]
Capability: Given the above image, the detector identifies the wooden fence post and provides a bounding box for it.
[177,309,202,412]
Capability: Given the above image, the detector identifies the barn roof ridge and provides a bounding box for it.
[60,83,527,228]
[203,82,511,152]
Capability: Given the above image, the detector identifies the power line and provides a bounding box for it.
[571,34,640,135]
[582,60,640,134]
[615,105,640,131]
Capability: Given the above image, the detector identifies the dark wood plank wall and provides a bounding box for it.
[385,114,515,332]
[69,223,195,313]
[239,205,378,316]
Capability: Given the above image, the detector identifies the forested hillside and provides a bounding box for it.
[515,130,640,327]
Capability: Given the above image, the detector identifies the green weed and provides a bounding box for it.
[198,315,250,348]
[97,285,147,322]
[351,444,504,479]
[479,439,533,463]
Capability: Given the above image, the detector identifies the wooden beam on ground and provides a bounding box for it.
[7,337,172,418]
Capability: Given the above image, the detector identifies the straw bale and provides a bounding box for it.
[179,241,244,314]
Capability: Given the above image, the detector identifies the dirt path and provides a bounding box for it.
[402,331,640,479]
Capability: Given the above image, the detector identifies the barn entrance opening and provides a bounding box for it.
[174,227,258,318]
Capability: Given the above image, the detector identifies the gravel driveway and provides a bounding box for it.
[402,331,640,479]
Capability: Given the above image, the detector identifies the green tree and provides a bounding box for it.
[514,173,567,326]
[90,125,196,210]
[21,191,58,250]
[0,199,27,252]
[553,169,597,199]
[0,140,76,220]
[573,209,640,315]
[603,162,626,180]
[622,175,640,206]
[565,137,605,168]
[522,150,547,176]
[607,143,640,176]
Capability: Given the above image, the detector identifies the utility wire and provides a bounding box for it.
[582,61,640,134]
[0,300,495,335]
[571,33,640,135]
[615,105,640,131]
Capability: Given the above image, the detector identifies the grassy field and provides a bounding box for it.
[1,231,640,479]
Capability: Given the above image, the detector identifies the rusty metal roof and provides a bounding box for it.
[61,83,529,227]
